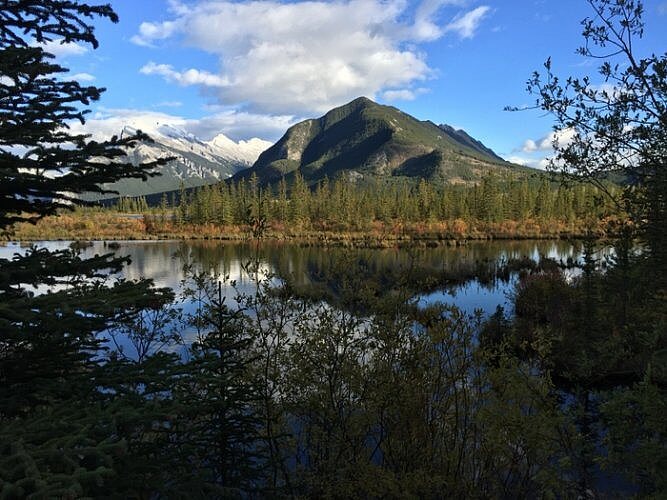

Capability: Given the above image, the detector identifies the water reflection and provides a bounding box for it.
[1,239,584,316]
[1,239,648,496]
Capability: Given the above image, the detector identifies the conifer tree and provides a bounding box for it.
[0,1,173,495]
[0,2,169,228]
[179,272,264,495]
[289,171,309,226]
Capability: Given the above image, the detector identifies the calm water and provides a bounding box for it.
[1,239,586,316]
[0,240,636,493]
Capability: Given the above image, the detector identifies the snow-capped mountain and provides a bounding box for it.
[208,133,273,164]
[94,125,272,199]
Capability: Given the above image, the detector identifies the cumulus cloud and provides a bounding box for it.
[382,87,429,101]
[506,155,551,170]
[510,127,579,170]
[35,38,87,57]
[133,0,491,115]
[521,128,576,153]
[382,89,419,101]
[73,107,294,142]
[185,110,295,141]
[521,139,539,152]
[130,20,180,47]
[140,62,228,87]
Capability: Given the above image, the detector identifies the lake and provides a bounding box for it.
[0,238,587,317]
[2,238,640,495]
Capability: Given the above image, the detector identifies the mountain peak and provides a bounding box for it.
[209,133,273,163]
[235,97,516,186]
[92,127,271,200]
[347,96,375,107]
[156,123,199,142]
[121,125,139,137]
[209,132,236,149]
[436,123,504,162]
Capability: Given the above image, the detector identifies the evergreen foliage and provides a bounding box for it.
[0,1,174,495]
[0,1,171,229]
[178,270,264,496]
[163,172,619,229]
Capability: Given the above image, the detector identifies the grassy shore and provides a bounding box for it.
[5,210,625,248]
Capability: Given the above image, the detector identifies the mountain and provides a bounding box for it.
[233,97,520,187]
[93,125,272,199]
[436,123,505,162]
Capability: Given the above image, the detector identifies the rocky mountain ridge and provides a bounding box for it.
[94,124,272,199]
[233,97,521,187]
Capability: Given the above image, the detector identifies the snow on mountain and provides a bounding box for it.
[124,123,271,166]
[93,125,273,199]
[208,133,272,164]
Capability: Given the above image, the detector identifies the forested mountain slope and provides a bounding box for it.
[233,97,528,186]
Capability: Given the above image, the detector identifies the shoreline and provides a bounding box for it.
[5,211,621,249]
[5,229,607,250]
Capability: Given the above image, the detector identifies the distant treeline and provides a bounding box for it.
[114,172,620,228]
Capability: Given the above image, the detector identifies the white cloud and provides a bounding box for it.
[443,6,491,39]
[382,87,429,101]
[507,155,529,165]
[74,107,294,142]
[589,82,617,95]
[512,127,579,169]
[412,0,470,41]
[587,83,629,102]
[140,62,229,87]
[73,109,185,141]
[521,139,538,152]
[70,72,96,82]
[133,0,491,115]
[166,0,192,16]
[130,36,153,48]
[658,2,667,15]
[521,128,576,153]
[184,110,295,141]
[383,89,418,101]
[35,38,88,57]
[131,20,180,47]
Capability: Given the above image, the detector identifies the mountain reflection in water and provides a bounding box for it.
[1,239,584,316]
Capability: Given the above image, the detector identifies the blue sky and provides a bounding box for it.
[52,0,667,167]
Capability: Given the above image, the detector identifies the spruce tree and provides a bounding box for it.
[178,272,264,495]
[0,2,169,228]
[0,1,174,495]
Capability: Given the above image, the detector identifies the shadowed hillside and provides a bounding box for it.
[233,96,529,187]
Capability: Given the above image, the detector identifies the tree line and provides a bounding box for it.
[115,173,620,229]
